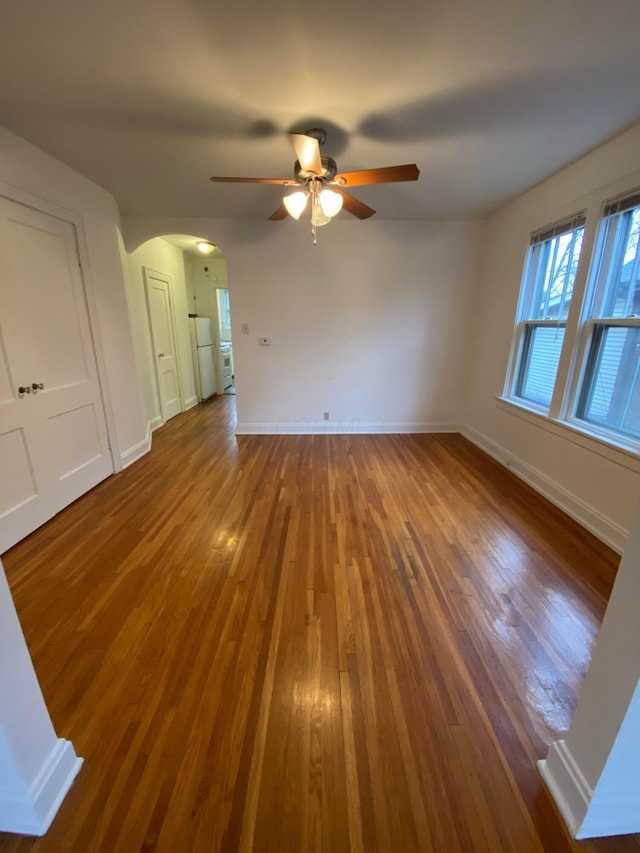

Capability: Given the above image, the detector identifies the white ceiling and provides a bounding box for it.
[0,0,639,221]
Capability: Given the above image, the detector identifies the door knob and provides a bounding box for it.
[32,382,44,391]
[158,353,165,358]
[18,386,31,395]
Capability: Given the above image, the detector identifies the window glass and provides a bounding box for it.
[528,228,584,321]
[509,217,585,412]
[517,326,565,408]
[579,327,640,438]
[599,207,640,318]
[576,197,640,442]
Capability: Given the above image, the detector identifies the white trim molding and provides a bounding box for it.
[120,431,151,469]
[235,421,459,436]
[0,740,83,837]
[119,415,161,469]
[538,741,591,838]
[539,713,640,839]
[459,421,628,553]
[184,395,199,411]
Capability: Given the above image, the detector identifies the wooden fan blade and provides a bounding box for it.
[335,164,419,187]
[336,189,376,220]
[268,204,289,221]
[290,133,322,175]
[209,176,296,185]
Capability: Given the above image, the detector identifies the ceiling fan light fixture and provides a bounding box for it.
[196,240,216,254]
[283,191,308,219]
[311,195,331,227]
[319,188,343,218]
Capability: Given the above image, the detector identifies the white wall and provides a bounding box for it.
[188,255,228,337]
[0,560,82,836]
[123,217,480,433]
[463,122,640,551]
[126,238,198,428]
[0,124,147,468]
[539,496,640,839]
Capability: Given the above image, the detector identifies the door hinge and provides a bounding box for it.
[75,247,82,268]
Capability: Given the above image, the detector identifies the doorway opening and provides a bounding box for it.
[127,234,236,435]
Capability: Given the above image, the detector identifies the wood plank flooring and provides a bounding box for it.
[1,395,638,852]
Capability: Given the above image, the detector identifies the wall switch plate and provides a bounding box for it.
[241,323,249,335]
[323,411,330,421]
[259,337,271,346]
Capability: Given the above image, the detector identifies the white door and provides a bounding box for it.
[0,196,113,553]
[144,269,182,423]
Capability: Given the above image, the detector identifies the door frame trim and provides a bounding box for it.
[143,267,184,424]
[0,179,120,472]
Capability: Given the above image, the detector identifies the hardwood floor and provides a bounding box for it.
[1,396,638,852]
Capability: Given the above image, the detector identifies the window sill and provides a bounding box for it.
[495,396,640,474]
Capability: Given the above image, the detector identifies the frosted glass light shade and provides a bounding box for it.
[311,196,331,227]
[283,191,308,219]
[319,189,343,218]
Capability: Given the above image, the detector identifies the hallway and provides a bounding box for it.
[0,397,636,852]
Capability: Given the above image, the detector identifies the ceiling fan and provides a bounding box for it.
[209,128,419,241]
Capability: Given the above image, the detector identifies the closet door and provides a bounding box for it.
[0,196,113,553]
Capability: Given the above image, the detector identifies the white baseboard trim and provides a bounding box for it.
[235,421,459,435]
[538,740,590,839]
[459,421,627,554]
[119,415,163,469]
[0,739,83,836]
[119,428,151,470]
[184,396,198,411]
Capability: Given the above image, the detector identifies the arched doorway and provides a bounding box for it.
[125,233,235,436]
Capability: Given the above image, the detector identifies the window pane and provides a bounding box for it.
[528,227,584,321]
[601,207,640,318]
[518,326,565,409]
[580,326,640,439]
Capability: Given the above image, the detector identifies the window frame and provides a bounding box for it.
[564,191,640,450]
[504,212,587,415]
[503,184,640,458]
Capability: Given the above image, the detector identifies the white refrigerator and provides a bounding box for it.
[190,317,216,400]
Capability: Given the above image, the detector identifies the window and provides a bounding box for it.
[574,195,640,441]
[504,189,640,454]
[218,288,232,332]
[509,216,585,411]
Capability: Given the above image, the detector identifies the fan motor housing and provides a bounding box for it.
[294,156,337,184]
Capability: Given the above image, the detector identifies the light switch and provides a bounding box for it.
[241,323,249,335]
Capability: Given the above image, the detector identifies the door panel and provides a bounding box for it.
[47,403,102,480]
[2,214,88,388]
[0,427,38,517]
[161,370,179,411]
[0,196,113,553]
[144,270,182,422]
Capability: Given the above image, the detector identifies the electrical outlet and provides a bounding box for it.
[241,323,249,335]
[323,411,330,421]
